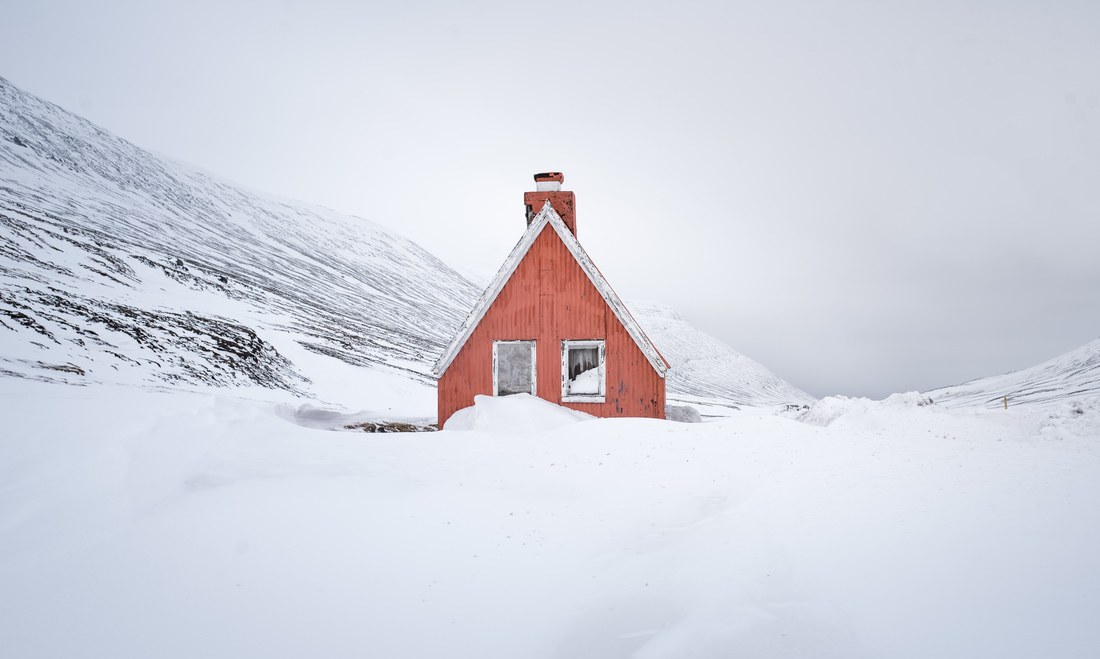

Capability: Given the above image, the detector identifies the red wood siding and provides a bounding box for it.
[437,225,665,426]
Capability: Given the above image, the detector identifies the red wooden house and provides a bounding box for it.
[433,172,669,426]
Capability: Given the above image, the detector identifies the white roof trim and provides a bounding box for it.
[433,201,669,379]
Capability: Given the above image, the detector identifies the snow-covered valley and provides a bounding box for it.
[2,380,1098,658]
[0,75,810,410]
[3,75,1100,659]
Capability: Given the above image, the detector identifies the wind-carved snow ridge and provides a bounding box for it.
[0,75,480,393]
[925,338,1100,410]
[794,392,934,427]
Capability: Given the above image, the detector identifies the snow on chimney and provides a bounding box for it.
[524,172,576,235]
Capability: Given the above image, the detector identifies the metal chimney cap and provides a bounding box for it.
[534,172,563,191]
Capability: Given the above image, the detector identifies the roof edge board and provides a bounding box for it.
[431,208,550,376]
[542,209,669,378]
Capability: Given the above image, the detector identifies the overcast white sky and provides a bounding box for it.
[3,0,1098,398]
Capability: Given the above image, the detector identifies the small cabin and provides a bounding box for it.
[433,173,669,426]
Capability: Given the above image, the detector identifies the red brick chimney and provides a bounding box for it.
[524,172,576,236]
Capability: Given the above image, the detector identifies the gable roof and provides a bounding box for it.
[433,201,669,379]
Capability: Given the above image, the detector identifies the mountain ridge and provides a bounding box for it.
[925,338,1100,409]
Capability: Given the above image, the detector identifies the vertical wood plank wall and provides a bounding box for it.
[437,225,665,426]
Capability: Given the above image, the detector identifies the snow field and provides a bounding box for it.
[1,381,1098,658]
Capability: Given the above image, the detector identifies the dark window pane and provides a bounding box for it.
[496,343,533,395]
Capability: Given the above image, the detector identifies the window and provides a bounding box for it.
[561,340,605,402]
[493,340,536,396]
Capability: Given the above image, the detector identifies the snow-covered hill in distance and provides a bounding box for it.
[631,302,813,408]
[926,338,1100,410]
[0,75,811,412]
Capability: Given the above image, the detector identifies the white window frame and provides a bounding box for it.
[492,340,536,396]
[561,339,606,403]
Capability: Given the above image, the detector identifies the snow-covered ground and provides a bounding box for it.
[3,379,1097,659]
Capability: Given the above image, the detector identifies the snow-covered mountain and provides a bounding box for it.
[631,302,813,407]
[925,338,1100,409]
[0,75,480,394]
[0,75,810,409]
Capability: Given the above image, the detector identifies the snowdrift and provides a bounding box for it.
[795,391,935,427]
[444,393,594,432]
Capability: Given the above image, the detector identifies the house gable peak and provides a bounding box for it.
[433,201,669,379]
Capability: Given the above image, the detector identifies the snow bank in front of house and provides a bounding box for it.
[443,393,595,432]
